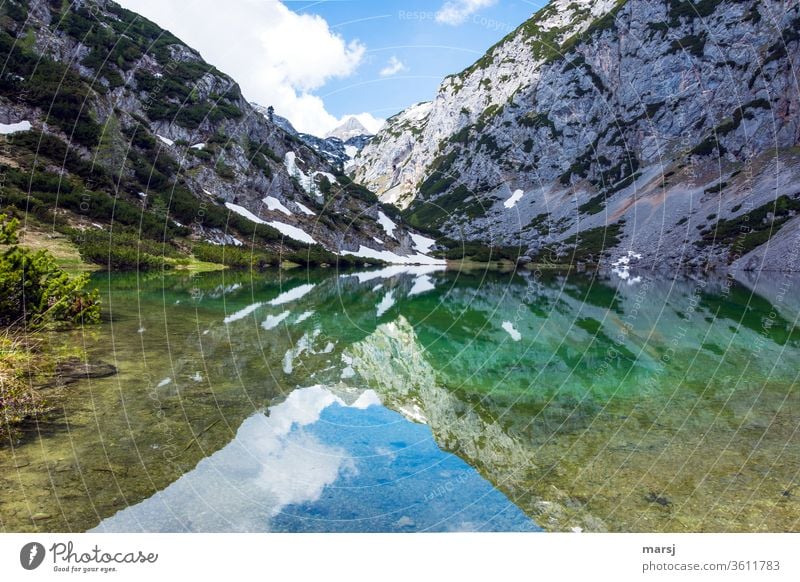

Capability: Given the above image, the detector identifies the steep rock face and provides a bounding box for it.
[354,0,621,208]
[355,101,434,206]
[0,0,422,259]
[355,0,800,270]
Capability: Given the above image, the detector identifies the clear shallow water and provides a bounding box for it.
[1,267,798,532]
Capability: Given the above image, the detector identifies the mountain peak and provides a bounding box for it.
[326,117,372,141]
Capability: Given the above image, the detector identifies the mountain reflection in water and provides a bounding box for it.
[1,267,797,533]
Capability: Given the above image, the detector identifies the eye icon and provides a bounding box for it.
[20,542,46,570]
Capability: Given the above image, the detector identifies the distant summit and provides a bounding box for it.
[251,107,374,172]
[326,117,372,141]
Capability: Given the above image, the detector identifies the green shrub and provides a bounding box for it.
[334,174,378,203]
[215,160,236,180]
[0,214,100,327]
[668,0,723,25]
[562,222,624,262]
[668,33,707,57]
[1,167,172,239]
[437,241,522,262]
[697,194,800,258]
[191,242,275,270]
[191,242,380,270]
[6,132,111,187]
[70,228,172,271]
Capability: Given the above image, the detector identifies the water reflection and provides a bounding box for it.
[93,386,536,533]
[0,266,797,533]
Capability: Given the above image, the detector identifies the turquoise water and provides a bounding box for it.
[1,267,798,532]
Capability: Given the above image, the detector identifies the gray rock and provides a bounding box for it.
[355,0,800,271]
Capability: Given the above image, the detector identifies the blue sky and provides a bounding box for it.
[120,0,545,135]
[289,0,543,121]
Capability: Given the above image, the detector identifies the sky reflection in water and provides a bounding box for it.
[93,386,538,532]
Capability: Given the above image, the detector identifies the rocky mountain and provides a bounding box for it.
[0,0,429,266]
[294,133,372,173]
[252,103,299,136]
[326,116,373,141]
[354,0,800,271]
[251,107,373,173]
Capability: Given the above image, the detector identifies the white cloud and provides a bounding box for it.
[118,0,380,136]
[379,56,407,77]
[435,0,498,26]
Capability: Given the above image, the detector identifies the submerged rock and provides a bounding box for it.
[38,357,117,389]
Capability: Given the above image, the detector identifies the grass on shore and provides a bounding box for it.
[0,334,47,444]
[168,255,227,272]
[15,221,98,274]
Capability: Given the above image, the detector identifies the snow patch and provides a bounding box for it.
[282,333,315,375]
[294,202,315,216]
[408,275,435,297]
[344,145,359,171]
[340,354,355,379]
[225,202,266,224]
[377,211,397,239]
[341,245,445,265]
[376,290,396,317]
[224,302,264,324]
[226,195,316,247]
[282,350,295,375]
[612,251,643,283]
[398,403,427,424]
[190,143,205,150]
[317,171,337,184]
[262,311,291,331]
[502,321,522,341]
[268,220,316,245]
[295,311,315,324]
[264,196,293,216]
[343,264,445,283]
[284,152,335,195]
[409,233,436,254]
[156,134,174,147]
[269,284,315,306]
[0,120,31,134]
[284,151,313,192]
[504,189,524,209]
